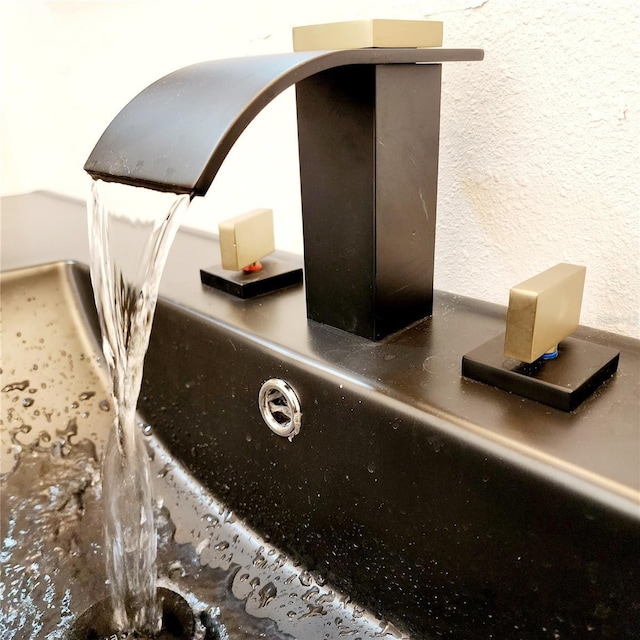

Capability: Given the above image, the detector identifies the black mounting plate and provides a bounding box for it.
[200,258,303,299]
[462,333,620,412]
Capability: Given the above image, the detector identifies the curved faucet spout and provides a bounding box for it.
[85,47,483,340]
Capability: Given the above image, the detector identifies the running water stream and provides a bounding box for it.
[88,180,191,634]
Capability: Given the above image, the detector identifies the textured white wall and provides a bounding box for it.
[2,0,638,338]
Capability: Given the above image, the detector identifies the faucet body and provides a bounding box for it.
[297,63,442,339]
[85,49,483,340]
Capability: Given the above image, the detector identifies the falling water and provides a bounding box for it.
[88,179,191,634]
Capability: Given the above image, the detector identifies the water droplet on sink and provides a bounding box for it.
[249,576,260,590]
[253,549,267,569]
[202,513,219,529]
[78,391,96,401]
[157,463,172,478]
[9,423,32,444]
[298,570,312,586]
[258,582,277,608]
[302,586,319,602]
[22,398,35,408]
[300,603,326,619]
[98,400,110,412]
[367,463,376,474]
[2,380,30,393]
[313,572,326,586]
[56,418,78,442]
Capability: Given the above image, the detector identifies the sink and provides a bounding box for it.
[2,192,639,639]
[1,209,400,638]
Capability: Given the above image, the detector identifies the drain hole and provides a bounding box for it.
[258,379,302,439]
[69,588,195,640]
[267,390,293,425]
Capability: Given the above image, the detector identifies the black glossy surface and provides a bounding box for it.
[297,64,441,339]
[141,297,639,639]
[83,49,482,195]
[3,193,640,639]
[462,333,620,411]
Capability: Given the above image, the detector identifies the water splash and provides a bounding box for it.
[88,179,190,633]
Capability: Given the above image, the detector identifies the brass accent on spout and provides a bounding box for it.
[504,263,586,363]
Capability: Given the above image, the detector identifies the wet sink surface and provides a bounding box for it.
[2,193,639,639]
[1,262,406,639]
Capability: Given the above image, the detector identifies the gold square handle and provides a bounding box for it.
[504,263,586,363]
[219,208,275,271]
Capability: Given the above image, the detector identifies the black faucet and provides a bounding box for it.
[85,48,483,340]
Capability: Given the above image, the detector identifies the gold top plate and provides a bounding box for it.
[293,19,444,52]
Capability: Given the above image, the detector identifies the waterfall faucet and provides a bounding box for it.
[85,48,483,340]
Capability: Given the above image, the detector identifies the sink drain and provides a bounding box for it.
[258,378,302,440]
[69,587,195,640]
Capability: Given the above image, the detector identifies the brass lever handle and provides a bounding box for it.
[504,263,586,363]
[218,208,275,272]
[463,262,618,411]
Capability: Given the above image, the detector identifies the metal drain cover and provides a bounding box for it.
[258,378,302,440]
[69,587,195,640]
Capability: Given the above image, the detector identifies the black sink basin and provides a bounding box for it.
[2,192,639,639]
